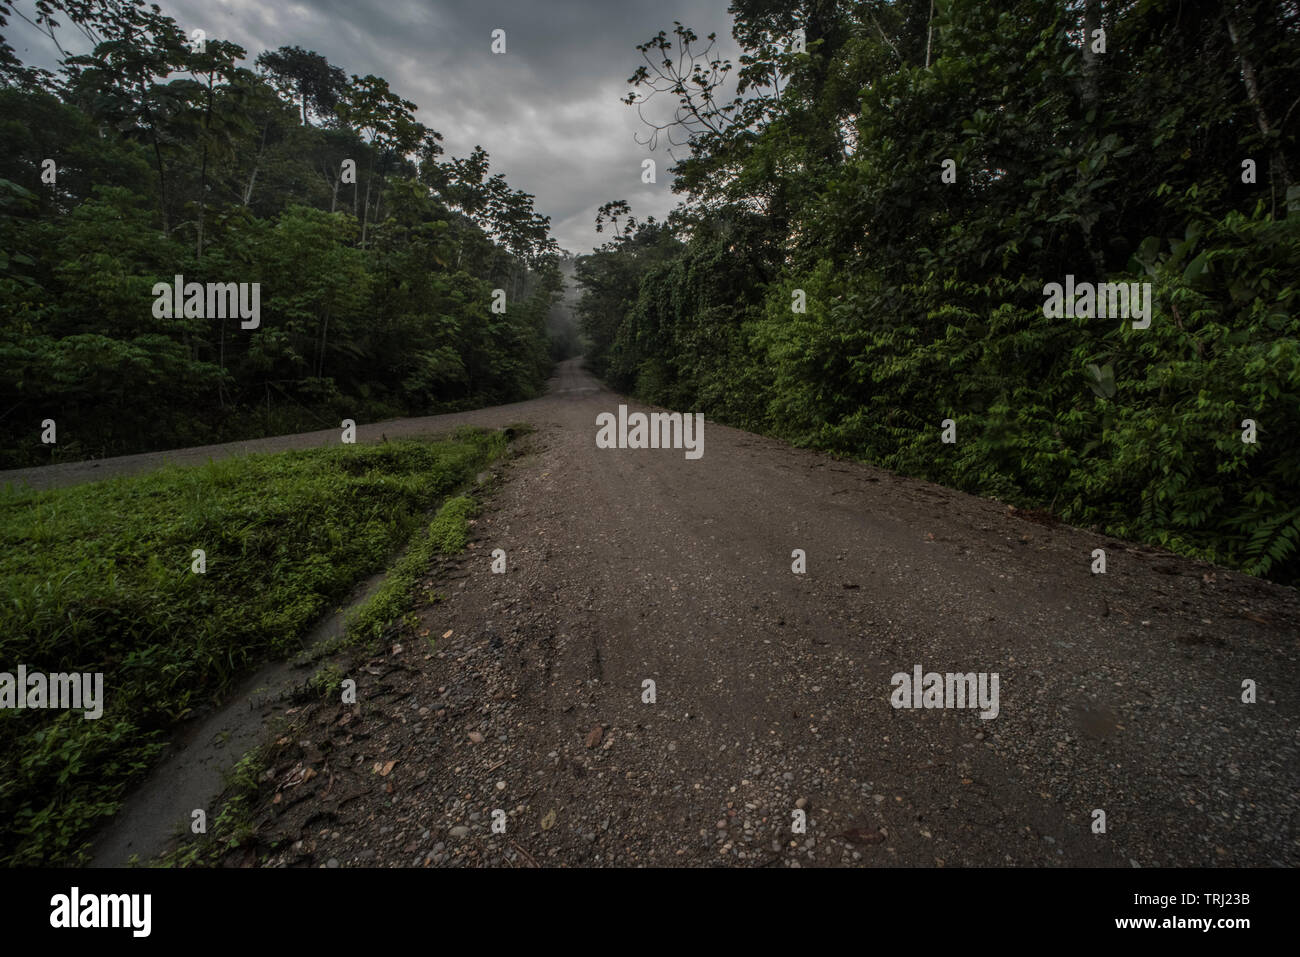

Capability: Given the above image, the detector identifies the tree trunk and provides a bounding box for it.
[925,0,934,69]
[218,314,226,408]
[243,163,259,207]
[197,71,215,260]
[138,77,170,234]
[1225,12,1293,210]
[317,301,331,377]
[360,153,374,246]
[1082,0,1102,112]
[243,123,269,207]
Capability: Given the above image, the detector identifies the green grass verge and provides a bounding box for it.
[343,494,479,647]
[0,427,508,865]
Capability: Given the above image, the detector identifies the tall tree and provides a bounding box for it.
[254,45,346,127]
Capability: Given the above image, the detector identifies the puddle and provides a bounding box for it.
[89,570,389,867]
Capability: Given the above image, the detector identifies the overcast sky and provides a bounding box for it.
[8,0,740,253]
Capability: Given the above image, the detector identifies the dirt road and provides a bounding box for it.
[0,360,602,491]
[17,359,1298,867]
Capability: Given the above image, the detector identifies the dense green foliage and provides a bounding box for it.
[0,2,561,467]
[0,428,507,864]
[579,0,1300,583]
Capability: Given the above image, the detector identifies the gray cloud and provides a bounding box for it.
[157,0,742,253]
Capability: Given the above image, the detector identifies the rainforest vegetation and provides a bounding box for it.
[0,0,565,468]
[578,0,1300,583]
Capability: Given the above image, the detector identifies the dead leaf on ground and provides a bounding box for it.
[282,764,317,788]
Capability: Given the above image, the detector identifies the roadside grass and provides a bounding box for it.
[343,494,479,648]
[0,427,509,865]
[157,491,491,868]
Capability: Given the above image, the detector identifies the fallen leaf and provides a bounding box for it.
[468,731,484,744]
[374,759,398,777]
[281,763,316,788]
[442,630,453,639]
[585,725,603,749]
[541,809,557,831]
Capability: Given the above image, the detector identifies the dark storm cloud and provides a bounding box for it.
[160,0,741,252]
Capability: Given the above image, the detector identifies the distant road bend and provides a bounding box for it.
[8,358,1297,867]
